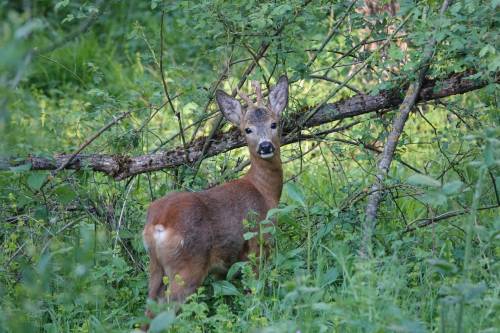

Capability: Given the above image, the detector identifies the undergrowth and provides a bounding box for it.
[1,1,499,332]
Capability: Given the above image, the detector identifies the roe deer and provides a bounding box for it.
[142,76,289,314]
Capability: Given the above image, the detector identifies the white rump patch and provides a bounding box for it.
[146,224,185,258]
[154,224,168,244]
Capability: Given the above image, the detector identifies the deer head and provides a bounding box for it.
[215,76,289,160]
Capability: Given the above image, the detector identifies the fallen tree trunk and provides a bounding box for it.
[0,71,491,180]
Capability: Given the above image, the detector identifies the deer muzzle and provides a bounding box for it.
[258,141,275,159]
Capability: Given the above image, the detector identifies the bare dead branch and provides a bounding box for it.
[0,71,492,180]
[361,0,453,258]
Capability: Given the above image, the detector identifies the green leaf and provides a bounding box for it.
[479,45,495,58]
[253,18,267,29]
[311,302,333,311]
[426,258,458,275]
[388,45,404,61]
[61,13,74,24]
[55,0,69,11]
[226,261,246,280]
[483,142,494,167]
[266,205,297,219]
[27,172,49,190]
[261,226,274,235]
[212,280,240,296]
[149,311,175,333]
[243,231,258,240]
[284,182,306,207]
[420,191,448,207]
[54,184,76,204]
[442,180,464,195]
[271,4,292,17]
[9,163,32,172]
[320,267,339,287]
[407,174,441,187]
[457,282,487,301]
[151,0,162,10]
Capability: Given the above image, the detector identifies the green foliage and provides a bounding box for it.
[1,0,499,332]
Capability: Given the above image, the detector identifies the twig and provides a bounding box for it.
[136,93,181,134]
[306,0,358,67]
[313,136,423,174]
[290,14,411,137]
[113,177,137,252]
[159,11,187,155]
[187,56,233,145]
[309,74,364,95]
[403,205,499,233]
[489,171,500,206]
[38,110,136,190]
[37,54,85,84]
[361,0,452,258]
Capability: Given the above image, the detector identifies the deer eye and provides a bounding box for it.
[245,128,252,134]
[270,122,277,129]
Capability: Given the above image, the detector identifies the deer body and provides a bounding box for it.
[143,76,289,310]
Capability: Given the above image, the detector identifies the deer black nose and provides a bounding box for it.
[258,141,275,155]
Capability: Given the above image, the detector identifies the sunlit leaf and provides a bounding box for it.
[243,231,258,240]
[407,174,441,187]
[442,180,463,195]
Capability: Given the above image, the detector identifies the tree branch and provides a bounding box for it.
[403,205,500,233]
[361,0,453,258]
[0,71,493,180]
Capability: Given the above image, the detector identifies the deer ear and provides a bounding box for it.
[215,90,242,126]
[269,75,288,117]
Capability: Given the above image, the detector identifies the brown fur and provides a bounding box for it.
[142,77,288,322]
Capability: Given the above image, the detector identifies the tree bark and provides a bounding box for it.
[0,71,492,180]
[361,0,453,258]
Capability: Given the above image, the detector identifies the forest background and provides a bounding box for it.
[0,0,498,332]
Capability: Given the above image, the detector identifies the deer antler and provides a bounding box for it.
[237,81,264,107]
[237,88,253,106]
[252,80,263,106]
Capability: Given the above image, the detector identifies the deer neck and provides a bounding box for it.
[244,149,283,207]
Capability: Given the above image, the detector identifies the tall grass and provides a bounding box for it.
[1,2,498,332]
